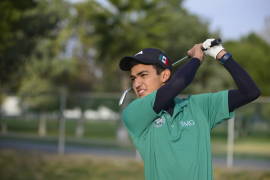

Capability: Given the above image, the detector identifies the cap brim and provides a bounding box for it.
[119,53,172,71]
[119,56,149,71]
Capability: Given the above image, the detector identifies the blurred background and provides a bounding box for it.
[0,0,270,179]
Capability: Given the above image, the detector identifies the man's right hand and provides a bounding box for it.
[187,44,204,61]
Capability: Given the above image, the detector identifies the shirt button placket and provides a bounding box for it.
[165,113,174,128]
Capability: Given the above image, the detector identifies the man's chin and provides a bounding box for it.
[137,92,150,98]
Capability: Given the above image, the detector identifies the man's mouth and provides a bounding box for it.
[137,89,145,96]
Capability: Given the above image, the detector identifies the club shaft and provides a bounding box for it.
[172,38,222,66]
[119,88,131,106]
[172,56,188,66]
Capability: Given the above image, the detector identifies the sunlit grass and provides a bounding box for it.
[212,138,270,159]
[0,150,144,180]
[0,149,270,180]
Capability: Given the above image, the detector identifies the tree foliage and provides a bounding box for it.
[0,0,69,91]
[2,0,269,101]
[18,57,94,111]
[225,33,270,95]
[73,0,211,91]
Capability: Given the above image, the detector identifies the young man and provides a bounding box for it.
[119,40,260,180]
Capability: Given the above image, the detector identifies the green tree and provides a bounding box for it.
[225,33,270,95]
[72,0,212,92]
[18,57,93,112]
[0,0,69,91]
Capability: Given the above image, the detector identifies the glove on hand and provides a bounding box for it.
[202,38,224,59]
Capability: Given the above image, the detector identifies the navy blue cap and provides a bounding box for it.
[119,48,172,71]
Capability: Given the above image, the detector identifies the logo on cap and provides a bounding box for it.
[159,55,169,65]
[135,51,143,56]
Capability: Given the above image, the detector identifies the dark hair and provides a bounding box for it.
[129,60,170,75]
[152,63,167,75]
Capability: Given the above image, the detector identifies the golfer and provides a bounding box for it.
[119,39,260,180]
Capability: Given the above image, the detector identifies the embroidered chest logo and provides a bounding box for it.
[180,120,195,127]
[153,117,165,128]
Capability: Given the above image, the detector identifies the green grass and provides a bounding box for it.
[214,168,270,180]
[0,149,144,180]
[3,118,118,140]
[0,149,269,180]
[2,118,270,159]
[211,135,270,160]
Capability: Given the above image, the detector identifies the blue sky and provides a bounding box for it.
[183,0,270,40]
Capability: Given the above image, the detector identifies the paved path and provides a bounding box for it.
[1,138,270,170]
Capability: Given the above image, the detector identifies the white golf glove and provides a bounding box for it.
[202,38,224,59]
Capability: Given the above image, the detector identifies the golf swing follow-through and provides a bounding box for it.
[118,38,260,180]
[119,38,222,106]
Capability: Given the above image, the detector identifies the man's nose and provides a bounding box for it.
[133,78,142,89]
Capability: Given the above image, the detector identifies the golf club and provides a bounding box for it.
[118,38,222,106]
[119,88,132,106]
[172,38,222,66]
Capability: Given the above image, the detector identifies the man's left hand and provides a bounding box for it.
[187,44,204,61]
[203,39,225,59]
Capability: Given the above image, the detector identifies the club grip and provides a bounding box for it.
[210,38,222,47]
[201,38,222,51]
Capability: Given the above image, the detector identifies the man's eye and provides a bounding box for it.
[141,74,147,77]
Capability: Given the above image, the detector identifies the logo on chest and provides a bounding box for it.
[180,120,195,127]
[153,117,165,128]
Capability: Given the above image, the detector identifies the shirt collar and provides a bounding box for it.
[172,96,189,118]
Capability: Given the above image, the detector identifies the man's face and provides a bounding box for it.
[130,64,170,98]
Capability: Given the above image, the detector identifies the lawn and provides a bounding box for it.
[0,149,269,180]
[212,137,270,159]
[2,118,118,140]
[2,117,270,159]
[1,118,270,179]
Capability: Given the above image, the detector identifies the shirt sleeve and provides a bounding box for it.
[122,91,160,137]
[154,58,201,113]
[223,58,260,112]
[191,90,234,129]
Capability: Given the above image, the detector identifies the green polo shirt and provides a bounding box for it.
[122,90,234,180]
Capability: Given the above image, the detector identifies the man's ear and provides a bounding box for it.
[161,69,171,83]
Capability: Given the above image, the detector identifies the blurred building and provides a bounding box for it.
[1,96,21,116]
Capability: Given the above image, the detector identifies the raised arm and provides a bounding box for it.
[216,51,261,112]
[154,44,204,113]
[203,38,261,112]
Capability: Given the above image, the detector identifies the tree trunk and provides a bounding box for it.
[76,110,84,138]
[38,113,47,137]
[1,117,7,134]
